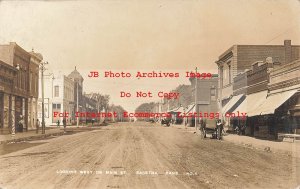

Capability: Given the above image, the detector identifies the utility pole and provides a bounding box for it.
[76,81,79,128]
[194,67,198,131]
[40,61,48,134]
[167,99,170,112]
[218,63,224,125]
[159,99,162,122]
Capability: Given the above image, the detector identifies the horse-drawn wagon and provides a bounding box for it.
[199,118,224,140]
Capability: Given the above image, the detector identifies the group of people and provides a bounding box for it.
[16,115,67,134]
[57,119,67,133]
[17,116,41,133]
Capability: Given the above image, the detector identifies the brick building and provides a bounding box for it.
[225,57,300,139]
[28,51,42,130]
[228,58,274,136]
[0,43,42,133]
[187,74,219,127]
[215,40,300,107]
[256,59,300,137]
[0,60,18,133]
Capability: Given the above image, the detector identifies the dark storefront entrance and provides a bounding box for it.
[15,96,23,132]
[0,93,3,129]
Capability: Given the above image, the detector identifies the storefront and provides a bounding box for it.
[0,92,3,129]
[230,91,268,135]
[221,94,245,130]
[0,60,18,134]
[249,90,300,139]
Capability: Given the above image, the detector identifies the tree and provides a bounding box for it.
[91,93,110,123]
[108,105,129,122]
[135,102,156,121]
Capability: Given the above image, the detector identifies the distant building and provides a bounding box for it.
[160,84,193,114]
[187,74,219,127]
[68,67,84,123]
[39,73,74,126]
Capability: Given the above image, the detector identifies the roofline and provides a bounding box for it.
[217,45,235,61]
[216,44,300,63]
[0,59,18,71]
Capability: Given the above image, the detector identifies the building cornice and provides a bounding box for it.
[270,59,300,77]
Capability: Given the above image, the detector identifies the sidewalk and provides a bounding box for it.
[171,124,300,158]
[223,134,300,158]
[0,127,64,145]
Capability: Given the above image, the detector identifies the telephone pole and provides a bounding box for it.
[40,61,48,134]
[76,81,79,128]
[194,67,198,130]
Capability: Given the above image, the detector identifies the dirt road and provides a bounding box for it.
[0,122,299,189]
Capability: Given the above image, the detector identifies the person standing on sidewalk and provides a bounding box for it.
[18,115,24,133]
[63,118,67,133]
[36,119,40,134]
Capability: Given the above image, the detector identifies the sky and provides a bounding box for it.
[0,0,300,112]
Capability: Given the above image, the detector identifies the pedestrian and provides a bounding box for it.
[57,120,60,127]
[283,115,290,133]
[216,119,223,139]
[199,118,206,138]
[18,115,24,133]
[36,119,40,134]
[63,118,67,133]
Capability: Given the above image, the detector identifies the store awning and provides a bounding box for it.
[221,94,245,116]
[233,90,268,117]
[176,106,184,113]
[168,106,184,113]
[185,104,195,114]
[253,90,299,116]
[168,107,178,112]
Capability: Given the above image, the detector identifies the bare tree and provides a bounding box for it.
[91,93,110,123]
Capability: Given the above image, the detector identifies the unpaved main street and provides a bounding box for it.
[0,122,299,189]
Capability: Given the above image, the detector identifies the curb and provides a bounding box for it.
[0,131,65,145]
[222,136,300,158]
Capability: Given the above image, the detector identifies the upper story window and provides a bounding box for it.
[223,67,227,80]
[219,66,223,88]
[222,61,232,86]
[54,86,59,97]
[228,63,231,84]
[210,87,216,101]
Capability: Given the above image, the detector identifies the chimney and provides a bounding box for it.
[284,40,292,64]
[266,57,274,68]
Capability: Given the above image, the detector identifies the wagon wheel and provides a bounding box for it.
[200,128,206,139]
